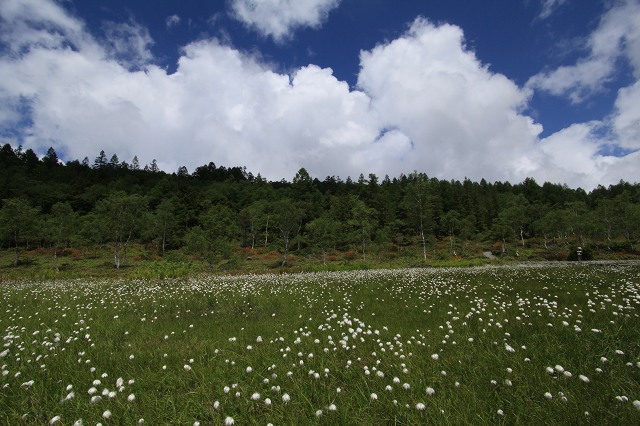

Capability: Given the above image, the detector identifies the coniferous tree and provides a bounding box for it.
[93,150,107,168]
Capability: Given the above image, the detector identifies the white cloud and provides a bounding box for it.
[0,0,89,53]
[102,19,154,70]
[0,0,638,190]
[166,14,181,29]
[538,0,568,20]
[613,81,640,150]
[536,122,617,185]
[357,18,543,183]
[525,0,640,186]
[229,0,341,42]
[527,0,640,103]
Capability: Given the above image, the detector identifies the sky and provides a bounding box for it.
[1,0,639,190]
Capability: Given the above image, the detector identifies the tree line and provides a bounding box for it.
[1,144,639,269]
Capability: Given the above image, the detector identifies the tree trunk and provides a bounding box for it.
[264,215,270,247]
[361,236,366,261]
[281,236,289,266]
[13,230,19,266]
[114,244,121,269]
[420,228,427,261]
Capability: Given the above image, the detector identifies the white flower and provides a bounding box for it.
[315,410,323,417]
[416,402,426,411]
[328,404,337,411]
[426,387,435,396]
[246,366,253,373]
[431,354,439,360]
[579,375,590,383]
[403,383,410,390]
[251,392,261,401]
[264,398,272,406]
[21,380,34,388]
[505,344,515,353]
[370,393,378,401]
[282,393,291,403]
[544,392,553,400]
[633,400,640,411]
[49,416,61,425]
[183,365,192,372]
[102,410,112,419]
[224,417,234,426]
[90,396,102,403]
[127,394,135,402]
[497,409,504,416]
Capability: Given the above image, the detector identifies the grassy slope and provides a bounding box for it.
[1,264,639,425]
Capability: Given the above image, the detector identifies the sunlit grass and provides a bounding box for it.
[1,263,639,424]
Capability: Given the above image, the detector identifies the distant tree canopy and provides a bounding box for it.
[1,143,639,268]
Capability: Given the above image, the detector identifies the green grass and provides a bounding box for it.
[1,264,639,424]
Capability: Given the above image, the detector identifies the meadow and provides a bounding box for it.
[1,263,639,425]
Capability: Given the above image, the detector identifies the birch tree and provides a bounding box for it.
[403,174,435,261]
[94,192,147,269]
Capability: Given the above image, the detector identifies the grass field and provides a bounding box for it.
[1,263,639,425]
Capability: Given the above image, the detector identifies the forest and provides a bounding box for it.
[1,143,639,273]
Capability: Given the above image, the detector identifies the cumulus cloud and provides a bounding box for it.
[229,0,341,42]
[0,0,638,190]
[357,18,543,183]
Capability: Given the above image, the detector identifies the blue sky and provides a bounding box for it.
[1,0,639,189]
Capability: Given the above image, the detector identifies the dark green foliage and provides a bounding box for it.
[0,143,639,269]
